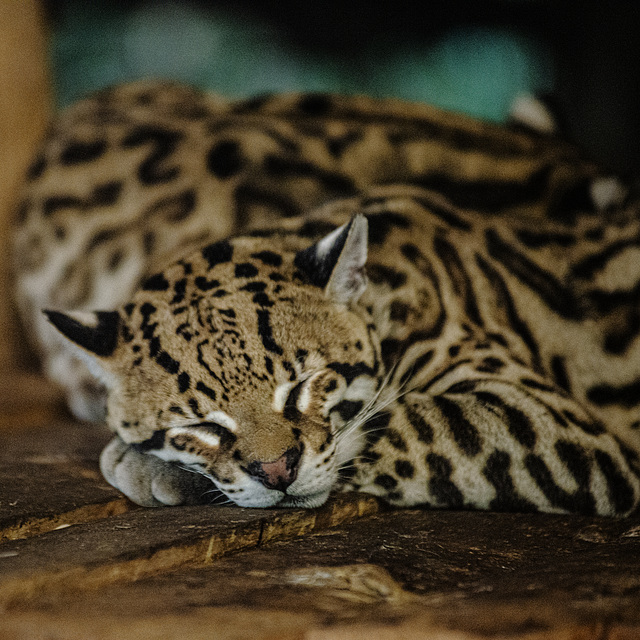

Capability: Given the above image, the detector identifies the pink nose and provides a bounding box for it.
[246,446,302,493]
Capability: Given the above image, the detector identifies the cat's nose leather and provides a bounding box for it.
[246,446,302,492]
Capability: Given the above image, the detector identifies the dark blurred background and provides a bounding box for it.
[42,0,640,173]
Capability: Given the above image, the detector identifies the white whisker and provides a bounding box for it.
[178,464,211,479]
[205,491,234,506]
[335,360,420,467]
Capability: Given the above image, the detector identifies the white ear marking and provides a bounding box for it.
[315,224,349,258]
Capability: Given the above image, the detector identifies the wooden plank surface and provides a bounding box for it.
[2,508,639,638]
[1,397,640,638]
[0,460,131,542]
[0,413,130,542]
[0,374,64,432]
[0,493,381,609]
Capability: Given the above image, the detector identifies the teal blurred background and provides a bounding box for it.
[44,0,639,172]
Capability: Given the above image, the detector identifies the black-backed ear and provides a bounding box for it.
[44,310,121,358]
[294,214,368,305]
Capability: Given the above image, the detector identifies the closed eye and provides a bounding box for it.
[194,421,237,448]
[283,381,306,422]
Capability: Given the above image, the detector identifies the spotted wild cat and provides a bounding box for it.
[13,81,640,514]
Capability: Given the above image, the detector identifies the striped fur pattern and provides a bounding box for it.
[13,81,640,515]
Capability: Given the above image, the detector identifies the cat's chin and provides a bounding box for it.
[278,491,331,509]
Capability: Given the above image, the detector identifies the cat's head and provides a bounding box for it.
[47,216,383,507]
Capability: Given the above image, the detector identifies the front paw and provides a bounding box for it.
[99,436,217,506]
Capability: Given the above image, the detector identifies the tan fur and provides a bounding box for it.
[12,82,640,514]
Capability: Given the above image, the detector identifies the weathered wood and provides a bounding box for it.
[0,417,133,542]
[1,609,635,640]
[0,416,109,465]
[0,374,64,432]
[1,509,639,638]
[0,461,131,542]
[0,493,381,610]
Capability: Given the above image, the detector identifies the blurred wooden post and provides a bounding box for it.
[0,0,51,372]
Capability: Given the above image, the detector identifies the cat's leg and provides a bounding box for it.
[344,339,640,516]
[100,436,219,506]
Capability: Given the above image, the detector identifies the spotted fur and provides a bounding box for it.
[13,81,640,515]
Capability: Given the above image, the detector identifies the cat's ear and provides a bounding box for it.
[294,215,368,305]
[44,309,121,357]
[44,310,121,381]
